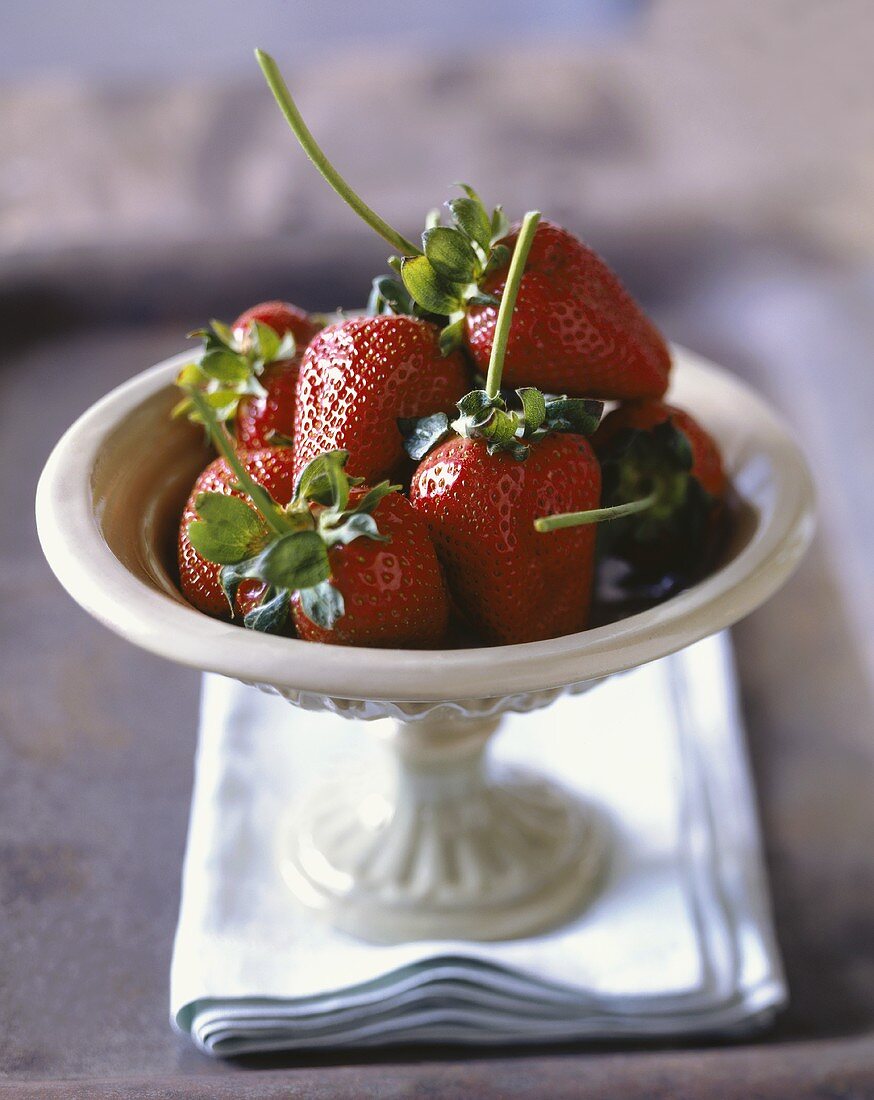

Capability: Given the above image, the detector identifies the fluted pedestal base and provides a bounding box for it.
[281,714,610,944]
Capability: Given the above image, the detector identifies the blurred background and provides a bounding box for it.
[3,0,874,1086]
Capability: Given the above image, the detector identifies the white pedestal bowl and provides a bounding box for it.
[36,345,815,944]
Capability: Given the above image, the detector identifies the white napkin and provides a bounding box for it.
[170,632,785,1055]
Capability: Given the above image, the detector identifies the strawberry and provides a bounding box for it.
[403,212,605,645]
[593,400,725,499]
[178,447,297,622]
[410,432,601,645]
[254,53,669,398]
[463,220,670,399]
[589,399,727,582]
[179,390,449,646]
[173,300,322,447]
[232,301,323,448]
[293,314,469,484]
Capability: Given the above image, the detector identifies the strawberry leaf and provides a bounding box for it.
[399,412,452,461]
[438,316,465,356]
[455,182,486,205]
[490,206,510,244]
[252,529,331,591]
[481,410,520,449]
[517,387,547,434]
[344,479,399,517]
[188,493,268,564]
[542,397,604,437]
[200,349,252,385]
[454,389,502,428]
[176,361,205,387]
[219,559,253,611]
[447,196,492,254]
[250,320,282,363]
[483,243,511,278]
[209,319,236,346]
[368,275,415,316]
[171,395,195,420]
[242,588,290,633]
[322,511,389,548]
[297,579,345,630]
[293,450,351,510]
[400,256,465,316]
[423,226,478,283]
[464,291,499,307]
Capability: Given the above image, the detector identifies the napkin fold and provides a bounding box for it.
[171,632,785,1055]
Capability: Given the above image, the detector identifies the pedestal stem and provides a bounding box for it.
[282,712,609,943]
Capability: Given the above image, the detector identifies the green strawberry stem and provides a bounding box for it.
[534,490,658,533]
[255,49,421,258]
[186,388,290,538]
[484,210,541,399]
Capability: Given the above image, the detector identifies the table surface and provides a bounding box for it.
[4,7,874,1095]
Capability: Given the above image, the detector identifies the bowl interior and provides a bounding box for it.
[94,387,208,609]
[37,346,815,705]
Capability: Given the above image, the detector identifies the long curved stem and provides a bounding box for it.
[534,491,658,533]
[255,49,421,257]
[187,389,289,538]
[484,211,541,399]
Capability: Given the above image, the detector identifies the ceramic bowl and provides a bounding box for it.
[36,344,814,718]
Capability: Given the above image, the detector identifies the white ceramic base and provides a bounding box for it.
[280,714,610,943]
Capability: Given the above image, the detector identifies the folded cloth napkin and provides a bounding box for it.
[171,631,785,1055]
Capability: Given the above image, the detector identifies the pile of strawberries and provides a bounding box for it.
[174,53,727,650]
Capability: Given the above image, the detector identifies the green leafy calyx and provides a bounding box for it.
[173,318,297,426]
[401,390,603,463]
[534,420,716,545]
[598,421,714,546]
[370,184,511,354]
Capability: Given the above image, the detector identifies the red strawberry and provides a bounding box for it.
[179,391,449,646]
[464,220,670,400]
[293,315,469,483]
[291,491,449,647]
[410,432,600,645]
[233,301,323,448]
[178,446,297,621]
[591,399,726,582]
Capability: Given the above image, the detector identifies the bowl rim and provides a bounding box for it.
[36,345,816,703]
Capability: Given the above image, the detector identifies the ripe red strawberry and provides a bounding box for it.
[291,491,449,647]
[233,301,322,448]
[591,399,726,582]
[464,220,670,400]
[178,391,449,646]
[293,315,469,483]
[178,447,297,620]
[410,432,600,645]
